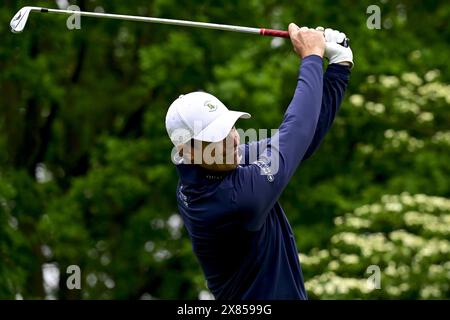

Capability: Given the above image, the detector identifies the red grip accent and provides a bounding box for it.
[260,28,290,38]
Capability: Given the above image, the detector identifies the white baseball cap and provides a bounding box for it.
[165,91,251,146]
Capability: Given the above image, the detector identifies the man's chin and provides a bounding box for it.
[211,163,239,172]
[198,152,240,172]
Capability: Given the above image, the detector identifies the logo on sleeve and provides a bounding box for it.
[255,159,274,182]
[178,185,189,207]
[204,101,218,112]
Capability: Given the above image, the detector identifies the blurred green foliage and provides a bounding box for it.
[0,0,449,299]
[302,193,450,299]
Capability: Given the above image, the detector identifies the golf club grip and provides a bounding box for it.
[259,28,349,47]
[260,28,290,38]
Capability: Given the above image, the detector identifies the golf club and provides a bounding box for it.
[10,6,349,47]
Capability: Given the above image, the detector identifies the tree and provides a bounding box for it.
[0,0,449,299]
[302,193,450,299]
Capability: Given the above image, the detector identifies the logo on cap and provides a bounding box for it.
[205,101,218,112]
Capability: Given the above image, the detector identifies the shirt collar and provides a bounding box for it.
[176,164,230,185]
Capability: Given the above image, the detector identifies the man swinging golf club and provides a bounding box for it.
[165,24,353,300]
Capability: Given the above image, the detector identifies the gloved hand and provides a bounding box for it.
[316,27,353,68]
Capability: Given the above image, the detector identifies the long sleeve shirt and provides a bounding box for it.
[175,55,351,299]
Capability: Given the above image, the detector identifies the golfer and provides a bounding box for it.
[165,24,353,299]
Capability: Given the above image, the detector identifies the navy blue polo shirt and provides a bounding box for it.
[175,55,350,300]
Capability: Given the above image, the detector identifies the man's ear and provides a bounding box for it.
[177,143,195,163]
[176,145,184,157]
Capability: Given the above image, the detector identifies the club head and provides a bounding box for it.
[10,6,41,33]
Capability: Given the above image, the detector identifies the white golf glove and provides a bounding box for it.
[316,27,353,68]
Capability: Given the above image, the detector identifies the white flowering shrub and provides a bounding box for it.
[301,193,450,299]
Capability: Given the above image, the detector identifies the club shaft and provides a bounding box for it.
[12,7,350,46]
[44,8,266,36]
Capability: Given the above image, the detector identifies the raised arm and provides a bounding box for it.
[302,63,351,160]
[240,28,353,165]
[232,25,326,231]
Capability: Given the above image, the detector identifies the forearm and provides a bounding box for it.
[271,55,323,179]
[302,63,350,160]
